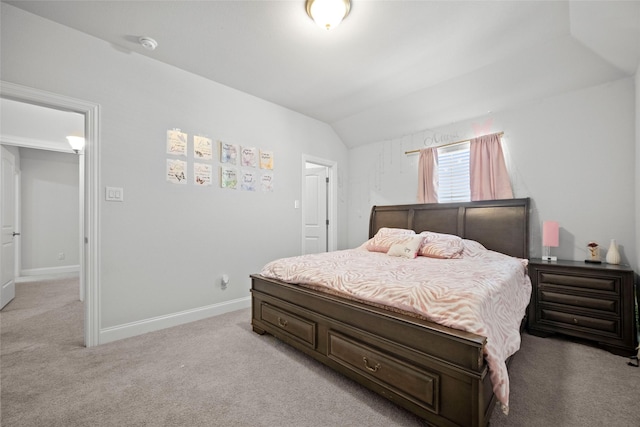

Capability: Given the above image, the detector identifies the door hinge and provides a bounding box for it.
[326,177,329,183]
[326,219,329,226]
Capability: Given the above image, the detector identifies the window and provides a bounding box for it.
[417,133,512,204]
[437,142,470,203]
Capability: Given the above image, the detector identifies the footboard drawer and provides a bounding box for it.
[327,331,439,414]
[260,303,317,348]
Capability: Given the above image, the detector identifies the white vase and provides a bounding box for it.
[605,239,621,265]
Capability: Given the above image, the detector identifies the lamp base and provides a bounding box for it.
[541,256,557,262]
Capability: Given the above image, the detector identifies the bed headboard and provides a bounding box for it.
[369,198,530,259]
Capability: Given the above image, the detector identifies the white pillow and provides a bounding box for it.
[387,236,424,259]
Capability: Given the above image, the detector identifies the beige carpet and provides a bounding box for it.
[1,275,639,426]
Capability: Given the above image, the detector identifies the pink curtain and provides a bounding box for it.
[469,133,513,201]
[417,147,438,203]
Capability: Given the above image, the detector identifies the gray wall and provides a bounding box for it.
[349,77,637,269]
[19,148,79,274]
[637,65,640,271]
[1,4,349,333]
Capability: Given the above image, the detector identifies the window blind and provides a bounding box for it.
[437,142,470,203]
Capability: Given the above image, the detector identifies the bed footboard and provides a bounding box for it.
[251,274,496,427]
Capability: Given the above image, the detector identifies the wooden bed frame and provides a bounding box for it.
[251,198,530,427]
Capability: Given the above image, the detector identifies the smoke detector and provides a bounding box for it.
[138,36,158,51]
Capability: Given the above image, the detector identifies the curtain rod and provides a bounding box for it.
[404,131,504,155]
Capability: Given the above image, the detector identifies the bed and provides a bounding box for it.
[251,198,530,427]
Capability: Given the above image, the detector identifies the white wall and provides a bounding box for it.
[636,65,640,271]
[349,77,637,269]
[1,4,349,336]
[19,148,79,274]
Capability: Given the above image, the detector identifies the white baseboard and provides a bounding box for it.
[99,297,251,345]
[20,265,80,276]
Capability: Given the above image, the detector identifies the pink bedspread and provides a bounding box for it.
[260,241,531,413]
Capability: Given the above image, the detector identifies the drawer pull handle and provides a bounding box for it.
[277,317,288,328]
[362,357,381,373]
[573,318,578,324]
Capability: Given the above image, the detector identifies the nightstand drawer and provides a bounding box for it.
[540,309,618,334]
[539,272,617,294]
[539,289,618,314]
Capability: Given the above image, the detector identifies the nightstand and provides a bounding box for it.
[528,259,638,356]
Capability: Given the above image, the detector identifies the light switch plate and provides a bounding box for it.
[106,186,124,202]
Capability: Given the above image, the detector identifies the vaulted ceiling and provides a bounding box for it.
[4,1,640,148]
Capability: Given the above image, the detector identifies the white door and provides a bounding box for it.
[1,146,17,310]
[303,166,328,254]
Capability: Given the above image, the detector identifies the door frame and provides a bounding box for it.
[1,81,100,347]
[301,154,337,253]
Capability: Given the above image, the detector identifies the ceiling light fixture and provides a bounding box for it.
[139,36,158,51]
[306,0,351,30]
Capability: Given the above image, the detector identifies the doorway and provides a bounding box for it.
[301,155,337,255]
[0,80,100,347]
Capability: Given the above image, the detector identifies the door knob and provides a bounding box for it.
[12,232,20,237]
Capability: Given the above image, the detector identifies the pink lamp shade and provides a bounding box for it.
[542,221,559,247]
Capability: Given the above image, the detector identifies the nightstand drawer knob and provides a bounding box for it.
[573,318,578,324]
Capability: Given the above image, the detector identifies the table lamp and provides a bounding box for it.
[542,220,559,261]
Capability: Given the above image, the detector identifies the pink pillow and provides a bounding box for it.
[366,228,416,253]
[461,239,487,257]
[418,231,464,259]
